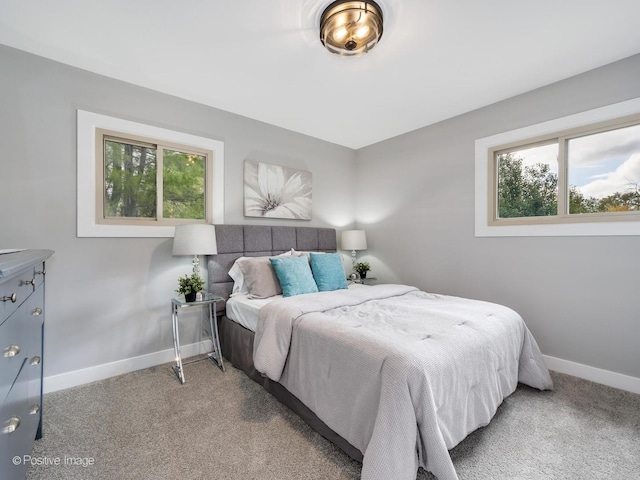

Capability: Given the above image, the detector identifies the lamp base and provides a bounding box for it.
[192,254,200,275]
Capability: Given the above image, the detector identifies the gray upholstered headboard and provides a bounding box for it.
[207,225,337,312]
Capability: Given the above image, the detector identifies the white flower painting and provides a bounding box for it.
[244,161,312,220]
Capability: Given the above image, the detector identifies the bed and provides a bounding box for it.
[207,225,553,480]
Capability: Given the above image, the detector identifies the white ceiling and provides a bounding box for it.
[2,0,640,149]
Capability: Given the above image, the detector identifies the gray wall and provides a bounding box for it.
[0,45,357,378]
[356,54,640,379]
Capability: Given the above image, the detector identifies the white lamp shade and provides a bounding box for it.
[341,230,367,251]
[172,224,218,256]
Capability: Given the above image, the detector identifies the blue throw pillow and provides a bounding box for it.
[310,253,348,292]
[270,256,319,297]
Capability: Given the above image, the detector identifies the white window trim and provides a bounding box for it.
[475,97,640,237]
[77,110,224,237]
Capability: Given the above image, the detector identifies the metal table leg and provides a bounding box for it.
[171,302,186,384]
[207,302,225,372]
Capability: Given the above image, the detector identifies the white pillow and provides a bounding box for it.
[228,261,247,295]
[339,253,352,276]
[228,250,295,297]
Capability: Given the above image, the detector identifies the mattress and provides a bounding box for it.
[226,293,280,332]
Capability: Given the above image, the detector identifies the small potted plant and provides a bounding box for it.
[354,261,371,279]
[176,272,205,302]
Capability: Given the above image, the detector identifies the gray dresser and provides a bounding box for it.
[1,249,53,479]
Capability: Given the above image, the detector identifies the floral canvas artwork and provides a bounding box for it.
[244,161,312,220]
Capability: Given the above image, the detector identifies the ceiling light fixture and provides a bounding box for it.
[320,1,384,56]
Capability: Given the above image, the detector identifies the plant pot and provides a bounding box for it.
[184,292,197,302]
[360,271,367,279]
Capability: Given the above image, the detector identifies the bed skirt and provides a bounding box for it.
[217,314,364,462]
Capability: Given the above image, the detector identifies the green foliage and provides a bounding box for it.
[497,154,557,218]
[568,186,599,214]
[176,273,205,295]
[594,189,640,212]
[354,262,370,276]
[163,150,206,220]
[104,140,206,220]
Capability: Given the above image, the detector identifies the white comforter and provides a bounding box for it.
[253,284,553,480]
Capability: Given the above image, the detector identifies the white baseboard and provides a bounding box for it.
[44,348,639,396]
[543,355,640,395]
[43,340,213,394]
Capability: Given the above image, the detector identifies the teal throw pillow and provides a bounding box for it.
[310,253,348,292]
[270,256,319,297]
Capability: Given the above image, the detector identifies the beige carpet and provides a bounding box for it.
[25,358,640,480]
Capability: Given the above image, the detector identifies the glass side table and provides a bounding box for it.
[171,293,225,384]
[348,274,378,285]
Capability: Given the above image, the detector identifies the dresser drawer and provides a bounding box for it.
[0,308,28,405]
[0,267,38,326]
[0,361,38,480]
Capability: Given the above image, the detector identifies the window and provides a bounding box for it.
[78,111,224,237]
[98,130,210,225]
[475,97,640,236]
[490,117,640,225]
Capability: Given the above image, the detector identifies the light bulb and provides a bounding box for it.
[355,25,370,38]
[333,26,348,40]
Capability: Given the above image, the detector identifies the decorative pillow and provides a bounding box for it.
[293,250,352,277]
[270,256,319,297]
[310,253,348,292]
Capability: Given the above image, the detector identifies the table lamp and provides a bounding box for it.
[172,224,218,275]
[341,229,367,270]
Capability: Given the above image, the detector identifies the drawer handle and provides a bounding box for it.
[36,270,46,276]
[32,307,43,316]
[1,293,17,303]
[24,278,36,287]
[2,416,21,434]
[29,404,40,415]
[3,345,21,357]
[31,356,41,365]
